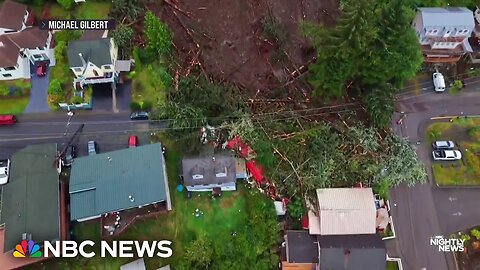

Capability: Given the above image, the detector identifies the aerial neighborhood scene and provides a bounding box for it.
[1,0,480,269]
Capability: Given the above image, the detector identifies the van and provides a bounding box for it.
[433,72,446,92]
[0,115,17,126]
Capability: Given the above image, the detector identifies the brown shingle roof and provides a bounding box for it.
[0,0,27,31]
[0,35,20,67]
[6,27,49,48]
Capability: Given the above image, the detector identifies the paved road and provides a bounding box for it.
[390,84,480,270]
[24,71,50,113]
[0,111,166,159]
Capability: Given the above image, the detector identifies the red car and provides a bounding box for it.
[128,135,138,148]
[36,63,46,77]
[0,115,17,126]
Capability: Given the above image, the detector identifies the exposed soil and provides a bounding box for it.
[145,0,339,99]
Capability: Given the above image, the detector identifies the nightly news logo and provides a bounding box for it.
[13,240,172,258]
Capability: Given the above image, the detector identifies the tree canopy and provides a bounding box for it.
[302,0,423,98]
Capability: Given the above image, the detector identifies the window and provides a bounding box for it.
[93,69,98,76]
[2,74,12,77]
[4,66,16,71]
[36,47,44,50]
[33,54,42,59]
[74,68,82,72]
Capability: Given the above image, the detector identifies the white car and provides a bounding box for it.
[433,72,446,92]
[432,140,455,150]
[432,150,462,161]
[0,159,10,185]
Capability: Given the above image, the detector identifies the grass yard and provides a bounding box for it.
[131,64,168,107]
[387,261,400,270]
[428,118,480,186]
[0,97,29,114]
[75,2,112,19]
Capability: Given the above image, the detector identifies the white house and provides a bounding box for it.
[0,28,54,81]
[412,7,475,63]
[67,30,119,90]
[0,1,54,81]
[0,0,30,35]
[181,147,238,192]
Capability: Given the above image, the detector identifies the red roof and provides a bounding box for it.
[226,135,255,158]
[246,160,265,183]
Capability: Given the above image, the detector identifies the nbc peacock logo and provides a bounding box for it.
[13,240,43,258]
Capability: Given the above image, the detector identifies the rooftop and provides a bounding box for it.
[315,188,376,235]
[0,0,27,31]
[0,27,50,67]
[67,38,112,67]
[285,230,319,264]
[181,146,236,187]
[418,7,474,28]
[0,144,60,252]
[69,143,169,221]
[318,234,386,270]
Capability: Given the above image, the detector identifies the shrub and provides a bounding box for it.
[0,86,9,96]
[71,96,84,104]
[460,233,471,243]
[141,100,152,111]
[130,101,141,111]
[469,127,480,141]
[471,229,480,240]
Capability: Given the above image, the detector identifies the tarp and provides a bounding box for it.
[246,160,264,183]
[226,135,255,158]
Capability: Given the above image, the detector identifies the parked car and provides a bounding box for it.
[130,111,149,120]
[0,159,10,185]
[36,63,47,77]
[432,150,462,161]
[0,115,17,126]
[128,135,138,148]
[433,72,446,92]
[87,141,97,155]
[63,145,77,167]
[432,140,455,150]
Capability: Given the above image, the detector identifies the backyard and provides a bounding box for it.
[30,135,278,269]
[427,118,480,186]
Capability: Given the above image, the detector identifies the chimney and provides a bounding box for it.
[78,53,87,68]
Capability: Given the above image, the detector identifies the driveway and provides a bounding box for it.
[24,70,50,113]
[389,81,480,270]
[91,82,131,112]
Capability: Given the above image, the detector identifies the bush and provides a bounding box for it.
[0,86,9,96]
[471,229,480,240]
[469,127,480,141]
[141,100,152,111]
[130,101,141,111]
[71,96,84,104]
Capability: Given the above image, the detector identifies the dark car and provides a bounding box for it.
[36,63,47,77]
[63,145,77,167]
[130,111,149,120]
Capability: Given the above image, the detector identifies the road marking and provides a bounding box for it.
[430,116,457,120]
[452,212,462,216]
[0,136,64,142]
[448,197,457,202]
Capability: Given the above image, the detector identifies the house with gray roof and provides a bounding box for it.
[67,30,119,90]
[69,143,171,222]
[281,231,386,270]
[181,146,237,192]
[412,7,475,63]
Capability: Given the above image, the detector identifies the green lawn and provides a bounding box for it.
[75,2,112,19]
[428,118,480,186]
[31,135,252,270]
[131,64,168,107]
[387,261,400,270]
[0,97,29,114]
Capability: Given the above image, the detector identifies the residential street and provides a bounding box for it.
[390,83,480,270]
[0,111,166,159]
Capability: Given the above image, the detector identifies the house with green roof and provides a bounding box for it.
[0,144,68,269]
[69,143,171,222]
